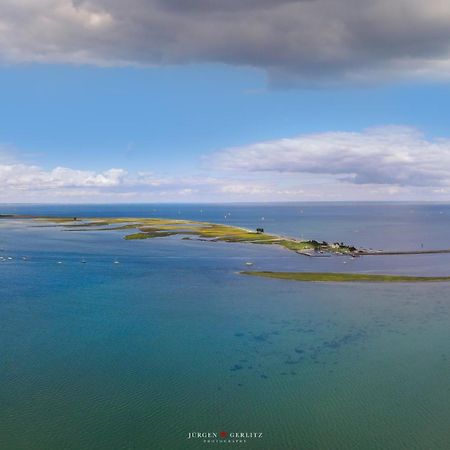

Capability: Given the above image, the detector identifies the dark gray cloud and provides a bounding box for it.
[154,0,302,13]
[1,0,450,83]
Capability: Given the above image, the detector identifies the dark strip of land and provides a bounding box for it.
[241,271,450,283]
[358,249,450,256]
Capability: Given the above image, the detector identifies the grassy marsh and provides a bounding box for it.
[32,217,449,257]
[241,271,450,283]
[30,216,358,255]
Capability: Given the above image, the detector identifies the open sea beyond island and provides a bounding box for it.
[1,202,450,450]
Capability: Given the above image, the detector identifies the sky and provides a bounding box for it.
[1,0,450,202]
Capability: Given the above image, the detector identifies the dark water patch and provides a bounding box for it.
[387,329,401,334]
[288,326,317,334]
[322,329,367,352]
[230,364,243,371]
[285,358,303,365]
[252,332,272,343]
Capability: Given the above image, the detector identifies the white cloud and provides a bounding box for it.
[0,155,283,202]
[0,164,126,189]
[214,126,450,187]
[220,182,305,196]
[5,126,450,202]
[2,1,450,83]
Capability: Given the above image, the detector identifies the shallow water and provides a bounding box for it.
[1,203,450,449]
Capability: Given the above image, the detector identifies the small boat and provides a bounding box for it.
[81,259,86,263]
[113,260,120,264]
[245,262,254,266]
[57,261,63,264]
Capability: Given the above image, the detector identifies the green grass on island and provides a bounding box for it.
[241,271,450,283]
[4,214,450,282]
[23,215,358,255]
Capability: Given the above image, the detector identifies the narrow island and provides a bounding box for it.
[7,214,359,255]
[2,214,450,283]
[241,271,450,283]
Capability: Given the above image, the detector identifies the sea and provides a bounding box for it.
[1,203,450,450]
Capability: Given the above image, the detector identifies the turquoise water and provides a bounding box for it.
[1,204,450,449]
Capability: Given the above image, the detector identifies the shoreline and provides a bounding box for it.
[3,213,450,259]
[3,214,450,282]
[0,214,358,256]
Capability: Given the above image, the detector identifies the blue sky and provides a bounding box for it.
[2,1,450,202]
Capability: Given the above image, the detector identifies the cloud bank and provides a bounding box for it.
[0,154,286,202]
[4,127,450,202]
[0,164,127,189]
[214,127,450,187]
[2,0,450,83]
